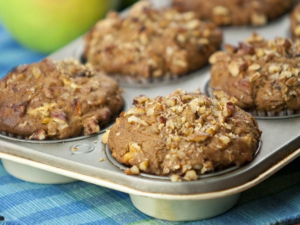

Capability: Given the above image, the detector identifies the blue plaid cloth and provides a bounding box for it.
[1,24,300,225]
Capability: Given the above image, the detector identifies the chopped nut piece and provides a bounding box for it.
[269,64,281,74]
[100,158,104,162]
[209,51,230,64]
[186,19,200,30]
[187,132,210,142]
[286,77,297,86]
[171,174,182,182]
[139,160,149,171]
[223,102,235,117]
[32,67,42,79]
[166,98,177,107]
[128,116,141,124]
[250,72,261,82]
[219,135,231,146]
[101,130,110,144]
[184,170,198,181]
[251,13,267,26]
[29,129,47,140]
[228,61,240,77]
[133,95,149,105]
[248,64,261,71]
[189,98,202,113]
[130,165,140,175]
[213,6,230,16]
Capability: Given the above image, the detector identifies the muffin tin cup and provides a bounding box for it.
[1,159,77,184]
[130,193,240,221]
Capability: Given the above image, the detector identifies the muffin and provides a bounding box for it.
[210,33,300,115]
[173,0,295,26]
[0,58,124,140]
[103,89,261,181]
[291,4,300,38]
[84,1,222,83]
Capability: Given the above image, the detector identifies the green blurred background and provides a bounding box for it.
[0,0,138,54]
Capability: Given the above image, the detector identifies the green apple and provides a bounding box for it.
[0,0,119,53]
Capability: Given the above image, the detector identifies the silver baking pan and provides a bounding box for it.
[0,1,299,221]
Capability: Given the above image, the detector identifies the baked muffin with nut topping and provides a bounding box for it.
[84,1,222,82]
[210,33,300,115]
[0,58,124,140]
[173,0,295,26]
[103,89,261,181]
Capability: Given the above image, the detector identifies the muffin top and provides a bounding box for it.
[173,0,295,26]
[105,89,261,181]
[210,33,300,112]
[84,1,222,81]
[0,58,124,140]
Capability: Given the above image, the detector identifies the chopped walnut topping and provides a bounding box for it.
[139,160,149,171]
[124,165,140,175]
[184,170,198,181]
[219,135,231,146]
[228,61,240,77]
[248,64,261,71]
[101,130,110,144]
[84,1,222,80]
[108,90,261,179]
[171,174,182,182]
[211,33,300,112]
[0,58,123,140]
[29,129,46,140]
[213,6,230,16]
[251,13,267,26]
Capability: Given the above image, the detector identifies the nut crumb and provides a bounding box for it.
[101,130,110,144]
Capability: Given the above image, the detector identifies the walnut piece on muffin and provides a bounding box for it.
[84,1,222,81]
[0,58,124,140]
[173,0,296,26]
[291,4,300,38]
[105,89,261,180]
[210,33,300,113]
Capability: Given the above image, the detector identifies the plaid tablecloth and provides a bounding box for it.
[1,24,300,225]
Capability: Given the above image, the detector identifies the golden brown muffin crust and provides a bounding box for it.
[0,58,124,140]
[107,90,261,179]
[173,0,295,26]
[84,1,222,81]
[210,33,300,112]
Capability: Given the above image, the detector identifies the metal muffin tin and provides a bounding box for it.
[1,2,300,221]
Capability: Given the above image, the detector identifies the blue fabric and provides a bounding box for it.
[1,24,300,225]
